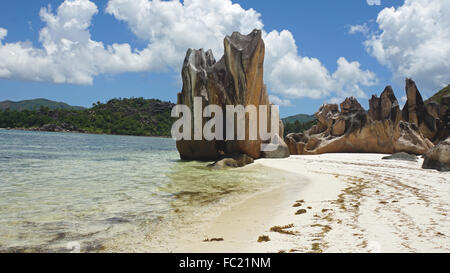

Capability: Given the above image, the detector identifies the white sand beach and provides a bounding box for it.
[183,154,450,253]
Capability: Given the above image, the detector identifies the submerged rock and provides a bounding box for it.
[209,154,254,169]
[422,138,450,172]
[382,152,418,162]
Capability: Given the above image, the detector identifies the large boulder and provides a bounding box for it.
[262,134,290,158]
[422,138,450,172]
[176,30,282,161]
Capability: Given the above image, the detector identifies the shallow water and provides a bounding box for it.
[0,129,281,252]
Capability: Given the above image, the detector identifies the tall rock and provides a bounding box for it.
[402,78,439,142]
[176,30,286,161]
[368,85,401,124]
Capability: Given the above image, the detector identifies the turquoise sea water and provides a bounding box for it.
[0,129,281,252]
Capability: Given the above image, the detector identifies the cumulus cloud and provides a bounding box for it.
[269,95,292,107]
[332,57,377,99]
[367,0,381,6]
[364,0,450,95]
[0,0,163,84]
[348,24,369,35]
[0,0,377,102]
[0,28,7,41]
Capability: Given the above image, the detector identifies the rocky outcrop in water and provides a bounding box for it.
[176,30,287,161]
[286,80,435,156]
[422,138,450,172]
[208,153,254,169]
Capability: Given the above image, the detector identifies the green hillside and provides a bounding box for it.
[0,98,175,137]
[282,114,315,124]
[0,99,85,111]
[425,85,450,104]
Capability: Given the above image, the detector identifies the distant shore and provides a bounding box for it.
[0,127,173,139]
[179,154,450,253]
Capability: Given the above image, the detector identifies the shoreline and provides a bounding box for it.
[179,154,450,253]
[180,159,344,253]
[0,127,173,139]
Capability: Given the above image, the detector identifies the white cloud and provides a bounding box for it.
[367,0,381,6]
[105,0,263,69]
[269,95,292,107]
[0,0,164,84]
[0,0,377,103]
[364,0,450,95]
[332,57,377,99]
[349,24,369,35]
[0,28,7,41]
[265,30,376,100]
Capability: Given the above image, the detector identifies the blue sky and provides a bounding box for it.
[0,0,448,117]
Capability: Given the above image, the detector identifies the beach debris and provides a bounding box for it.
[311,243,322,252]
[295,209,307,215]
[307,206,312,210]
[293,203,302,207]
[257,235,270,243]
[278,250,286,253]
[270,224,297,235]
[203,237,224,242]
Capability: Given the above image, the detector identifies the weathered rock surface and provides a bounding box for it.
[208,154,254,169]
[402,79,441,142]
[286,82,435,156]
[422,138,450,172]
[176,30,282,161]
[382,152,418,162]
[368,85,401,124]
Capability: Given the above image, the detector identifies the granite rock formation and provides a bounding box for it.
[425,93,450,142]
[176,30,288,161]
[422,138,450,172]
[286,81,435,156]
[402,79,443,143]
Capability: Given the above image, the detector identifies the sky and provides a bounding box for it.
[0,0,449,117]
